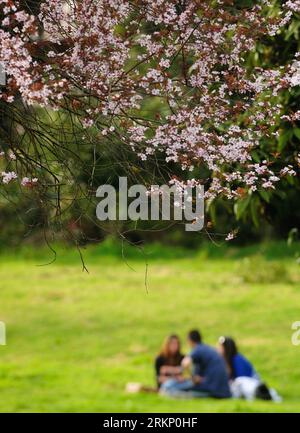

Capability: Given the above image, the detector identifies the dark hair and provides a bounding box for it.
[219,336,238,377]
[188,330,202,344]
[255,383,272,401]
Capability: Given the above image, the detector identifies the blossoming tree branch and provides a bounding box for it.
[0,0,299,229]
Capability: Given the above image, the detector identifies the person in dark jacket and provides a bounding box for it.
[160,330,231,398]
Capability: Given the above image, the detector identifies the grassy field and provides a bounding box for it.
[0,240,299,412]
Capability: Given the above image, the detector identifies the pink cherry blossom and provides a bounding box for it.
[0,0,299,198]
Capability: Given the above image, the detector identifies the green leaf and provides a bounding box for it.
[259,190,271,203]
[234,195,251,220]
[294,128,300,141]
[278,130,292,152]
[250,197,260,228]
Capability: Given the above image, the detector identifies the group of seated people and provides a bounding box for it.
[154,330,280,401]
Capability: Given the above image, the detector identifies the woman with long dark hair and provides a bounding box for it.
[217,336,280,401]
[155,335,184,389]
[218,336,255,380]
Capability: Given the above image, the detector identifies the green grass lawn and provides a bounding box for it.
[0,240,299,412]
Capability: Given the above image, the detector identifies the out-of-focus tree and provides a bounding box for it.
[0,0,299,245]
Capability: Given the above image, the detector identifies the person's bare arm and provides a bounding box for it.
[182,357,203,384]
[160,365,182,375]
[157,374,169,384]
[158,372,184,384]
[181,356,192,369]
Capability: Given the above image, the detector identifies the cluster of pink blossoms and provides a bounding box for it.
[0,0,299,198]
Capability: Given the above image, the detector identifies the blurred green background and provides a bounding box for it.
[0,240,299,412]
